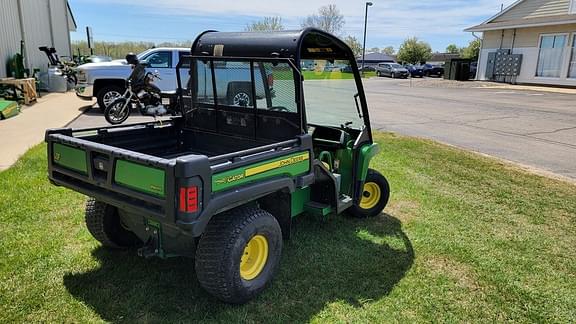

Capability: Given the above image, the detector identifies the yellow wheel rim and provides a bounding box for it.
[359,182,381,209]
[240,235,269,280]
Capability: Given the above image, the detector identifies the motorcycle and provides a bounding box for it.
[104,71,178,125]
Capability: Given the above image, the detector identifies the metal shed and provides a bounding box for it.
[0,0,76,78]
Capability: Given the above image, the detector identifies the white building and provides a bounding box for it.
[0,0,76,78]
[466,0,576,86]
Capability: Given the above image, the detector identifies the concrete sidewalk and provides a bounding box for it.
[0,92,89,170]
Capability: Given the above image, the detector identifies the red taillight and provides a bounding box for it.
[179,186,198,213]
[267,74,274,87]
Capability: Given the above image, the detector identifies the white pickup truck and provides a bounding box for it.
[75,47,189,110]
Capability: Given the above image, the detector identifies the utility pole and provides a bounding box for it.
[361,2,373,75]
[86,27,94,55]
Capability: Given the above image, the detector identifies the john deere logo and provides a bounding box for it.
[278,155,307,167]
[54,153,61,161]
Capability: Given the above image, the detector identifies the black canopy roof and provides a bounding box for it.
[191,28,354,63]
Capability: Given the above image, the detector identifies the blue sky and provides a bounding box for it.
[69,0,517,52]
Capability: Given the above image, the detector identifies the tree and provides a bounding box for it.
[446,44,460,54]
[71,40,186,59]
[245,16,284,32]
[301,4,345,35]
[397,37,432,64]
[381,46,395,55]
[461,39,481,60]
[343,35,362,57]
[369,47,380,53]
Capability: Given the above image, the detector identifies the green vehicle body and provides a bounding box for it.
[46,28,385,260]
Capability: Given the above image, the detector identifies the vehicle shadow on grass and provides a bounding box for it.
[63,212,413,323]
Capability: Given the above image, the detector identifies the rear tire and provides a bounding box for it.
[391,72,396,79]
[376,71,381,77]
[348,169,390,218]
[104,97,131,125]
[85,198,142,248]
[195,206,282,304]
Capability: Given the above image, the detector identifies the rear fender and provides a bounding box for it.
[178,177,295,237]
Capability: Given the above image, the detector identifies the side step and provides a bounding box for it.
[304,201,332,216]
[305,194,354,216]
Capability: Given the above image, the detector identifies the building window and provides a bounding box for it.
[569,35,576,79]
[570,0,576,14]
[536,34,567,78]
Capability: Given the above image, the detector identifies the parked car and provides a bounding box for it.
[358,65,376,72]
[421,63,444,77]
[75,47,189,111]
[375,63,409,78]
[195,61,272,106]
[404,64,424,78]
[340,65,353,73]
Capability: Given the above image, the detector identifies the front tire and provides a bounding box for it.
[104,97,131,125]
[85,198,142,248]
[227,83,253,107]
[348,169,390,218]
[376,71,381,77]
[97,85,123,112]
[195,206,283,304]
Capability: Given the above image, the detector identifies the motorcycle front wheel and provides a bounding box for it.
[104,98,131,125]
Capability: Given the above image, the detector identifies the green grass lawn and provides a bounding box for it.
[1,133,575,322]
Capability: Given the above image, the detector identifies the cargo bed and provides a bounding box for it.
[65,118,277,159]
[46,117,306,225]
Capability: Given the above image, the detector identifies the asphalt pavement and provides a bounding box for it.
[363,78,576,180]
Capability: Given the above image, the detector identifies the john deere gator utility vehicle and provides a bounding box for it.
[46,28,390,304]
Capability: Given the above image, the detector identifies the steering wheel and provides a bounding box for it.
[269,106,290,112]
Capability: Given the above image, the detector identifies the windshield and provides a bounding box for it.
[301,59,364,129]
[136,48,155,60]
[391,63,402,68]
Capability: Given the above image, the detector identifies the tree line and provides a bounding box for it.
[71,40,192,59]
